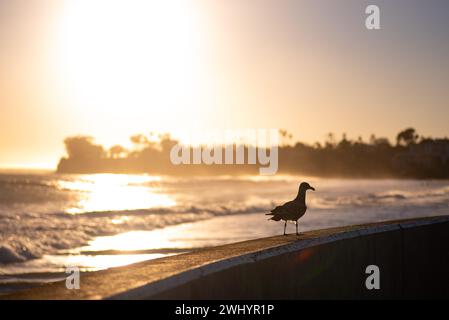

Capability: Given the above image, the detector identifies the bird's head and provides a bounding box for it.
[299,182,315,192]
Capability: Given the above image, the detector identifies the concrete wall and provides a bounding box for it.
[148,218,449,299]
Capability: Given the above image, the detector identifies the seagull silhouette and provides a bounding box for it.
[266,182,315,235]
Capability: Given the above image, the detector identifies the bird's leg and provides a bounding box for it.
[296,221,299,236]
[283,221,287,235]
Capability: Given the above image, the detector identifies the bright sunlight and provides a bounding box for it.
[55,0,215,143]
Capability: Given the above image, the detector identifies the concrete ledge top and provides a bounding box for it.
[4,215,449,300]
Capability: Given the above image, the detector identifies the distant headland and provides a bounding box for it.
[57,128,449,178]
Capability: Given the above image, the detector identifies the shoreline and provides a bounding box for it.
[4,215,449,299]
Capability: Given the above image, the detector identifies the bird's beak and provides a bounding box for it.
[309,186,315,191]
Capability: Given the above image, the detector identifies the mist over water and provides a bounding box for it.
[0,172,448,290]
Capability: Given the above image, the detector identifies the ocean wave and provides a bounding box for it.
[0,245,38,264]
[61,203,272,218]
[0,176,58,189]
[0,203,271,265]
[312,185,449,209]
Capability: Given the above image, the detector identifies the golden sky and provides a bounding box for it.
[1,0,448,168]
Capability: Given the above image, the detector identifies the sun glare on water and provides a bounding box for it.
[58,174,175,214]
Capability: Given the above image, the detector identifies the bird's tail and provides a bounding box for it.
[267,215,282,221]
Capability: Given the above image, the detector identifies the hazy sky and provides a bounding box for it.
[1,0,448,168]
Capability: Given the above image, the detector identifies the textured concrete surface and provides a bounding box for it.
[3,215,449,299]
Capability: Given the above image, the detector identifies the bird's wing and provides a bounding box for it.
[266,200,291,215]
[267,200,298,219]
[266,205,281,215]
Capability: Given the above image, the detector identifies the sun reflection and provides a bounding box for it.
[46,254,165,272]
[83,229,189,252]
[111,216,130,225]
[58,174,175,214]
[18,213,269,274]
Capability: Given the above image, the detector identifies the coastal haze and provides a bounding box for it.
[1,0,449,297]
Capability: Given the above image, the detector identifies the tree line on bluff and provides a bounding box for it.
[57,128,449,178]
